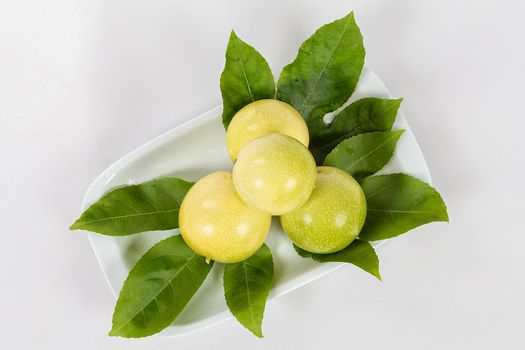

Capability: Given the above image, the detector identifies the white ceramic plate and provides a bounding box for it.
[83,67,431,337]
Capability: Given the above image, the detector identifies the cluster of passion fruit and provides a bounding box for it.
[179,100,367,263]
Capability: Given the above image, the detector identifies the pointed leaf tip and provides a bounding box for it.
[224,244,273,338]
[324,130,405,180]
[277,10,364,128]
[359,173,449,241]
[68,177,193,236]
[309,97,402,164]
[294,241,381,280]
[221,32,275,128]
[110,235,213,338]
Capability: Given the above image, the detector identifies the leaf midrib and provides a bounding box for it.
[313,102,400,155]
[241,261,257,330]
[232,35,255,102]
[73,208,179,228]
[298,15,352,115]
[111,253,200,335]
[367,209,437,214]
[334,132,399,170]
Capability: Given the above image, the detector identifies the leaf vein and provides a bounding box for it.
[298,17,351,115]
[111,253,200,334]
[233,36,255,102]
[76,208,179,227]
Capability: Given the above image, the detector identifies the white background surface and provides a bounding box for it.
[1,0,524,349]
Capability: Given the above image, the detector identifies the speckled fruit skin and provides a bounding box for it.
[280,166,367,254]
[226,99,309,161]
[232,134,317,215]
[179,171,271,263]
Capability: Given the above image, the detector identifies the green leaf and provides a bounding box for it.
[220,31,275,128]
[359,174,449,241]
[223,244,273,338]
[109,235,213,338]
[294,240,381,280]
[277,12,365,132]
[70,177,193,236]
[310,97,402,163]
[324,130,404,180]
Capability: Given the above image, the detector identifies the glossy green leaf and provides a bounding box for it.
[324,130,404,180]
[310,97,402,163]
[109,235,213,338]
[70,178,193,236]
[294,240,381,280]
[223,244,273,338]
[359,174,449,241]
[220,31,275,128]
[277,12,365,134]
